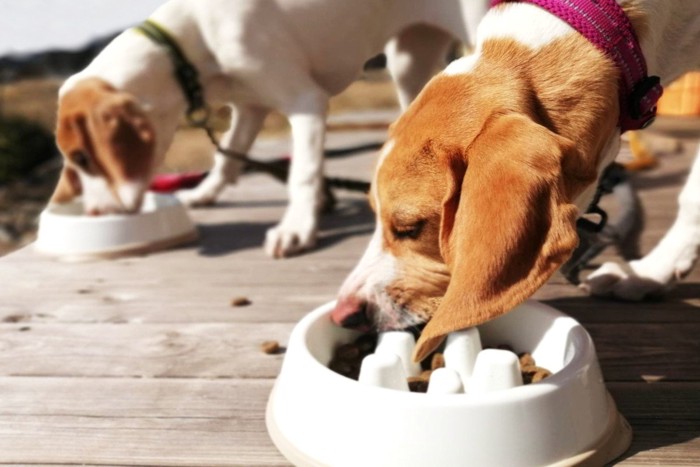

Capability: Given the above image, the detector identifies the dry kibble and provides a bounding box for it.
[231,296,252,307]
[335,343,361,361]
[329,359,356,378]
[328,334,553,391]
[521,365,552,384]
[407,376,429,393]
[431,352,445,370]
[530,368,552,383]
[261,340,281,354]
[518,352,536,368]
[497,344,514,352]
[355,333,378,354]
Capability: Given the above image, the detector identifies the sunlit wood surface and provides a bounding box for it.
[0,125,698,466]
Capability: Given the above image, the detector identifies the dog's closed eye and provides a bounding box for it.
[391,220,425,240]
[70,149,92,172]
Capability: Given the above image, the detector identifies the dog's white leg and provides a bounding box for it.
[264,90,328,258]
[177,105,268,206]
[584,144,700,300]
[384,24,454,109]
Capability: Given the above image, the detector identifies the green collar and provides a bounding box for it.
[134,19,210,126]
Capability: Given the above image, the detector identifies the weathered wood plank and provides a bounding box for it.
[0,378,287,466]
[0,378,696,466]
[0,323,291,378]
[0,377,272,418]
[0,415,288,467]
[610,382,700,466]
[587,323,700,382]
[1,321,697,381]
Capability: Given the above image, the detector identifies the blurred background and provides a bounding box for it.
[0,0,166,255]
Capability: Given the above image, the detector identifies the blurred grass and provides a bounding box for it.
[0,115,56,184]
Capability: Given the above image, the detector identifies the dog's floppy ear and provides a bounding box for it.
[414,113,580,361]
[55,78,155,183]
[92,93,156,180]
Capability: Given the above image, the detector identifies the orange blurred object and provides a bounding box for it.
[657,72,700,116]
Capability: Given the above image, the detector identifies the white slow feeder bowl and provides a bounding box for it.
[267,300,632,467]
[35,192,197,260]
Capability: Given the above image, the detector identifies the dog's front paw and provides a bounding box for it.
[176,187,218,207]
[581,261,669,300]
[264,220,317,258]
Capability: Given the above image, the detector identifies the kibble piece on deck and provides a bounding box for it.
[261,340,281,354]
[231,296,252,307]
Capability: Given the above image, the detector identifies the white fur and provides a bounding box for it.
[585,144,700,299]
[79,173,120,215]
[443,53,480,76]
[478,3,574,50]
[338,151,397,305]
[376,139,396,168]
[62,0,491,258]
[117,181,146,213]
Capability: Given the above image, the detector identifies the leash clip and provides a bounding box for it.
[187,106,210,127]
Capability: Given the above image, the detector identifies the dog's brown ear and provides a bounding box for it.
[50,165,82,203]
[92,93,155,181]
[414,113,580,361]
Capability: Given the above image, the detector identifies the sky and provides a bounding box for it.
[0,0,167,56]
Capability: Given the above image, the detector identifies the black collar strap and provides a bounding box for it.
[134,19,210,126]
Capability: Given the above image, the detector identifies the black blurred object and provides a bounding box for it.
[561,163,644,284]
[363,54,386,71]
[0,116,58,185]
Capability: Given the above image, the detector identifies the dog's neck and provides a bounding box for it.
[469,0,700,210]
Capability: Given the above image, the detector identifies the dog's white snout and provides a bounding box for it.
[116,181,146,213]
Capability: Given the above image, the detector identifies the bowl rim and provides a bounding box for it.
[285,300,599,406]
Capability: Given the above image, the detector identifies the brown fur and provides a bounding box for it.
[373,34,619,361]
[53,78,156,211]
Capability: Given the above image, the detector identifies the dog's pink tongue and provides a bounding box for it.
[331,297,371,331]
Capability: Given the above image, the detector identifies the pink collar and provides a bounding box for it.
[490,0,663,132]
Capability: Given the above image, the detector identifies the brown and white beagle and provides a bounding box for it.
[333,0,700,361]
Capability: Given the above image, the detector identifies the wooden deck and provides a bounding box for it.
[0,124,698,466]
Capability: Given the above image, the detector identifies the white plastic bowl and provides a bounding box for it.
[35,192,197,259]
[266,300,632,467]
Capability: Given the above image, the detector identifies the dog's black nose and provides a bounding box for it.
[331,296,372,331]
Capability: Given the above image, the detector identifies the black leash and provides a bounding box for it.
[561,163,622,284]
[134,19,372,194]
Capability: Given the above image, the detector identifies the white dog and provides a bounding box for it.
[331,0,700,360]
[51,0,489,258]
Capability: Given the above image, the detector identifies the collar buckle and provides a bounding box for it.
[628,75,662,128]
